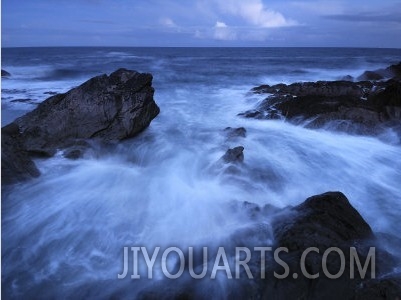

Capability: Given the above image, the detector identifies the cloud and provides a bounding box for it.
[214,0,297,28]
[215,21,228,28]
[213,21,237,40]
[159,17,177,28]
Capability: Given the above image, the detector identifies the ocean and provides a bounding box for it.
[2,47,401,298]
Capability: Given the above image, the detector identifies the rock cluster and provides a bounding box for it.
[240,62,401,137]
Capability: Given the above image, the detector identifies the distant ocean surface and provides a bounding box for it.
[2,47,401,299]
[2,47,401,125]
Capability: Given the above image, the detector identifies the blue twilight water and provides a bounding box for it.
[2,47,401,298]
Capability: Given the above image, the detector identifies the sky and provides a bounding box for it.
[2,0,401,48]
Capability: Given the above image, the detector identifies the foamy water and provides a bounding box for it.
[2,47,401,298]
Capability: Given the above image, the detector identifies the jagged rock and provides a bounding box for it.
[358,71,384,81]
[357,62,401,81]
[1,69,160,184]
[244,63,401,137]
[221,146,244,163]
[14,68,160,156]
[224,127,247,138]
[2,69,11,77]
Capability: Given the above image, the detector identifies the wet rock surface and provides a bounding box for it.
[1,69,160,184]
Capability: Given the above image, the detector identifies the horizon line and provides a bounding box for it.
[2,45,401,50]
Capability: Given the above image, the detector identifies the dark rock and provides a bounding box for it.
[10,98,37,104]
[245,63,401,137]
[14,68,160,156]
[62,140,91,160]
[1,69,160,184]
[2,69,11,77]
[221,146,244,163]
[341,75,354,81]
[1,123,40,185]
[224,127,246,138]
[387,62,401,79]
[355,276,401,299]
[237,110,265,119]
[357,70,384,81]
[357,62,401,81]
[273,192,373,250]
[63,148,84,160]
[368,80,401,119]
[261,192,400,299]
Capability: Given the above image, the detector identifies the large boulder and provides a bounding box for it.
[14,68,160,156]
[1,69,160,184]
[261,192,400,299]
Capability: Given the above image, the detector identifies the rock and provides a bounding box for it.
[355,276,401,299]
[1,69,160,184]
[134,192,401,299]
[357,62,401,81]
[368,80,401,118]
[2,69,11,77]
[341,75,354,81]
[357,71,384,81]
[244,63,401,137]
[387,62,401,79]
[273,192,373,250]
[1,123,40,185]
[224,127,246,138]
[253,81,369,98]
[261,192,400,299]
[221,146,244,163]
[13,68,160,156]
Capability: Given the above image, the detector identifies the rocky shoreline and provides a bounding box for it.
[2,64,401,298]
[240,62,401,139]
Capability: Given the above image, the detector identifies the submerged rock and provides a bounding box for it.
[224,127,247,138]
[1,69,160,184]
[221,146,244,163]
